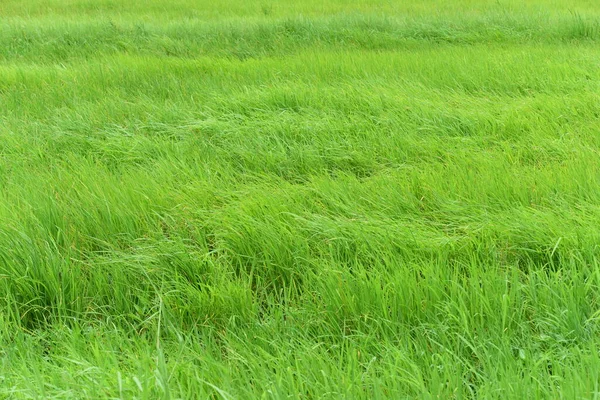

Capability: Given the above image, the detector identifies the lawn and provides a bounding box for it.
[1,0,600,398]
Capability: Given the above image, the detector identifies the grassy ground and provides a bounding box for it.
[1,0,600,398]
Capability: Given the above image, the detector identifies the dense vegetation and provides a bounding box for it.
[1,0,600,398]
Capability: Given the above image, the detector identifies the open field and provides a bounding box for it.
[1,0,600,398]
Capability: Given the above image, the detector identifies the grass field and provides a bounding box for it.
[2,0,600,398]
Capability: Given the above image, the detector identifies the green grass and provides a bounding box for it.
[1,0,600,398]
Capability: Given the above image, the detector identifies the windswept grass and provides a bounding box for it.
[1,0,600,398]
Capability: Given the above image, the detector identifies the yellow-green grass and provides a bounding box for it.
[1,0,600,398]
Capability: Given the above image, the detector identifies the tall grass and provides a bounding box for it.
[1,0,600,398]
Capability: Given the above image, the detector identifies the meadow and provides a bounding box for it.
[1,0,600,398]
